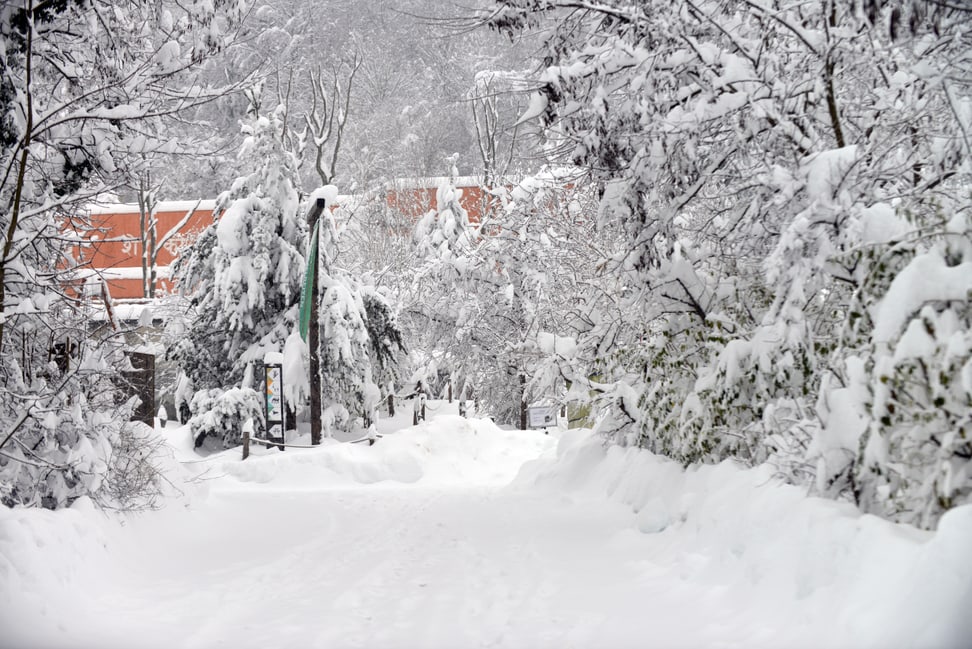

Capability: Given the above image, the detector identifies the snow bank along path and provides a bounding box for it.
[1,413,970,649]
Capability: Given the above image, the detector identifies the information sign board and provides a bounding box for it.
[264,362,285,451]
[527,405,558,429]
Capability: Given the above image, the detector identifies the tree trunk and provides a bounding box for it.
[519,373,527,430]
[0,25,34,352]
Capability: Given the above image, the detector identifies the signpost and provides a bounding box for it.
[526,405,558,430]
[264,353,285,452]
[300,196,328,445]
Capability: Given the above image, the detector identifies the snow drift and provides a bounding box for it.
[515,429,972,648]
[218,415,554,489]
[1,419,969,648]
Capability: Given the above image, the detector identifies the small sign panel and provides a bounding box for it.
[265,365,283,421]
[263,362,285,452]
[527,405,558,429]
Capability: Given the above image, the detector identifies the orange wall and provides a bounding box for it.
[79,203,215,299]
[384,184,499,224]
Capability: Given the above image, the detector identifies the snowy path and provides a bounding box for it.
[52,486,775,649]
[3,414,969,648]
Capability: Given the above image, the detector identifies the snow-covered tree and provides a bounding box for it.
[408,175,480,402]
[410,169,605,426]
[175,98,305,395]
[309,193,406,435]
[361,286,406,399]
[316,275,374,432]
[485,0,972,528]
[0,0,250,509]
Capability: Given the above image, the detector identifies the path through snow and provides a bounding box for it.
[2,410,969,648]
[81,488,760,649]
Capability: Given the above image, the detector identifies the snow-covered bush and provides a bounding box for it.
[684,317,817,466]
[0,341,139,510]
[189,388,264,450]
[0,397,117,510]
[628,322,710,458]
[845,216,972,528]
[96,422,174,512]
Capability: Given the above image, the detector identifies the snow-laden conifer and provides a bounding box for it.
[309,192,405,435]
[175,99,306,395]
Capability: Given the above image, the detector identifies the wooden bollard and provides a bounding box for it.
[242,418,254,460]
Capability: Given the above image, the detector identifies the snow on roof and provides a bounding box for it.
[386,176,503,190]
[85,199,218,215]
[74,266,172,280]
[85,299,161,323]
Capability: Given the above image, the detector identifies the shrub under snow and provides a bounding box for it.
[188,388,264,450]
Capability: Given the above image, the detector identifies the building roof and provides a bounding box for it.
[84,199,218,214]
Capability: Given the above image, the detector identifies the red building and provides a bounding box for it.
[384,176,504,224]
[77,199,216,299]
[78,177,509,300]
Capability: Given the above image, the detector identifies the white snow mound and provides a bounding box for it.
[221,416,557,489]
[514,429,972,648]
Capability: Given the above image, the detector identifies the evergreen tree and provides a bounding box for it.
[307,190,406,435]
[175,99,306,395]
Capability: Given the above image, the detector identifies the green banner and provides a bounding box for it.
[298,219,320,342]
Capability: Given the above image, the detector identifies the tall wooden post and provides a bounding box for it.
[306,197,327,446]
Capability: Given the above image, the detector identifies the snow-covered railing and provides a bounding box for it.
[240,427,379,460]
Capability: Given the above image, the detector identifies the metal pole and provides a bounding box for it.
[306,197,327,445]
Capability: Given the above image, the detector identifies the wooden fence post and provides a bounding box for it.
[242,418,252,460]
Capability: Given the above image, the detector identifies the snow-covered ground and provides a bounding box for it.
[1,404,969,649]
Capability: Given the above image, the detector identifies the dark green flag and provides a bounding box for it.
[298,219,320,342]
